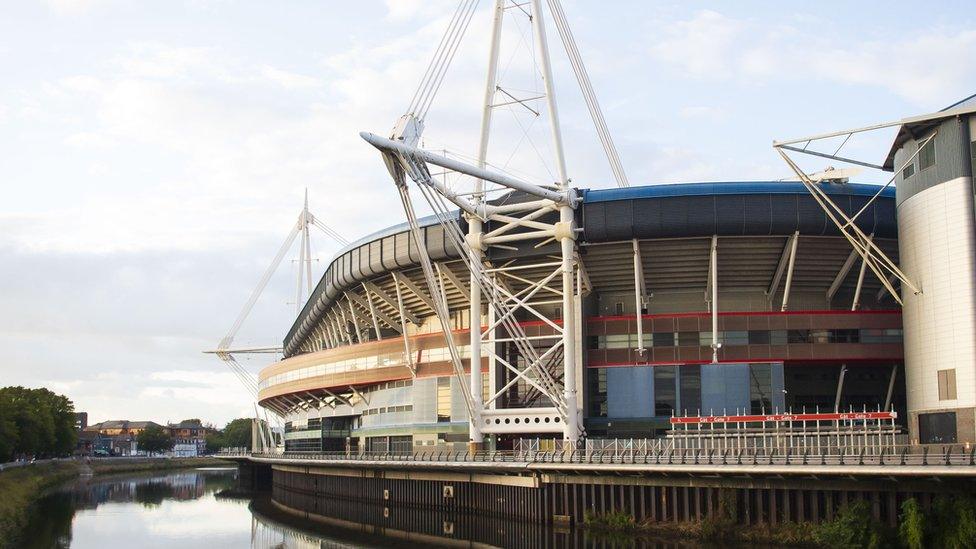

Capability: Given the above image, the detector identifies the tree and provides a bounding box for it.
[0,386,77,460]
[205,433,225,454]
[0,396,19,462]
[137,425,173,456]
[221,418,252,450]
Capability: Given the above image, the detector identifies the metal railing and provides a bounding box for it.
[244,445,976,468]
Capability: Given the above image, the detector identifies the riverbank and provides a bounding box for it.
[0,457,231,548]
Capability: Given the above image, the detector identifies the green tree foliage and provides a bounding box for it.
[813,500,887,549]
[898,498,925,549]
[221,418,252,450]
[203,418,253,452]
[926,495,976,549]
[136,425,173,456]
[0,386,77,461]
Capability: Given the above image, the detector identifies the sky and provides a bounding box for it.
[2,0,974,427]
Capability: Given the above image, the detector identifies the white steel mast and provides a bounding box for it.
[364,0,629,447]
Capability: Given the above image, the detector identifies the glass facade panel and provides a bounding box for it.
[654,366,676,416]
[748,363,772,414]
[748,330,770,344]
[679,365,701,415]
[437,377,451,423]
[583,328,901,352]
[652,332,675,347]
[724,331,748,345]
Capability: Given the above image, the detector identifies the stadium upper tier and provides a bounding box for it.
[280,181,897,359]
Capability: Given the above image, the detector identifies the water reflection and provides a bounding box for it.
[24,467,731,548]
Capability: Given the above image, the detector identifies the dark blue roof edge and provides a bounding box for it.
[581,181,896,203]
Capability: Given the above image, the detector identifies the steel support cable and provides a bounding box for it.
[219,222,301,350]
[310,217,350,246]
[415,176,567,412]
[777,150,915,301]
[224,355,259,394]
[407,0,472,114]
[844,131,937,227]
[783,151,910,287]
[545,0,629,187]
[395,183,477,420]
[417,0,481,118]
[409,0,480,118]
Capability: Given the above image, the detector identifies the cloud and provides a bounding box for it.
[650,10,976,105]
[41,0,111,16]
[259,65,322,89]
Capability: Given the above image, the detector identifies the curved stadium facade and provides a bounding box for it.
[258,181,910,453]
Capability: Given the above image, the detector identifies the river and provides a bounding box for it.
[21,467,735,548]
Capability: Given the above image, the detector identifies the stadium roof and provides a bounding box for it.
[582,181,895,203]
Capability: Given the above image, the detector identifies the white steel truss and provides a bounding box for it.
[359,0,635,445]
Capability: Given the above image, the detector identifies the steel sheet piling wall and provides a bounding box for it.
[268,463,974,533]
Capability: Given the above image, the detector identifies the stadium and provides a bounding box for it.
[257,179,909,452]
[252,97,975,454]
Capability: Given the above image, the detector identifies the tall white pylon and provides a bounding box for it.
[205,192,348,421]
[364,0,629,447]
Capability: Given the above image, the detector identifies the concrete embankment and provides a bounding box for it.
[0,457,230,548]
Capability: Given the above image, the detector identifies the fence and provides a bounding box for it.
[666,407,901,456]
[248,446,976,467]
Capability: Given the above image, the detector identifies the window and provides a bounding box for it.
[589,368,607,418]
[902,162,915,179]
[787,330,810,344]
[970,140,976,180]
[437,377,451,422]
[748,330,770,345]
[918,412,957,444]
[652,332,675,347]
[938,369,957,400]
[748,364,772,414]
[919,138,936,171]
[679,365,701,415]
[614,302,624,316]
[654,367,676,416]
[724,331,748,346]
[830,329,860,343]
[677,331,699,346]
[770,330,788,345]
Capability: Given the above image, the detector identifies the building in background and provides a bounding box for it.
[85,420,166,456]
[167,420,215,457]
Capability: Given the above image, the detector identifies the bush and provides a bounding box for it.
[926,495,976,549]
[898,498,925,549]
[813,500,888,549]
[583,510,637,531]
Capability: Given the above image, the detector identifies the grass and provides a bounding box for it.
[0,462,80,548]
[87,456,227,476]
[0,457,233,548]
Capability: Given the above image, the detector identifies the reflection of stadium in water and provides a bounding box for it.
[249,493,693,549]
